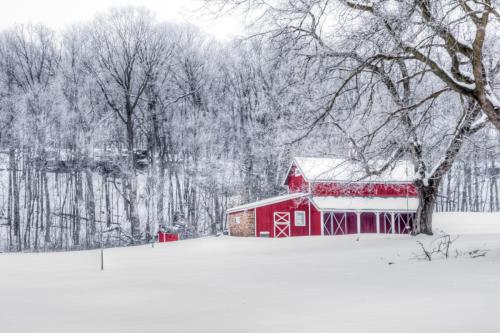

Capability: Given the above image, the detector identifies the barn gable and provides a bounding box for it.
[283,163,309,193]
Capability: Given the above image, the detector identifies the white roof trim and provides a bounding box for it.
[281,162,296,187]
[312,196,418,211]
[227,193,309,213]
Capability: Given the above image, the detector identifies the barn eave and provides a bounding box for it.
[227,192,309,214]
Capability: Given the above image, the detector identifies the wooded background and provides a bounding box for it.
[0,5,498,251]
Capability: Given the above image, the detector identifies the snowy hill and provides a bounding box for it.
[0,212,499,333]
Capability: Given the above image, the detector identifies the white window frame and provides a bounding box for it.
[294,167,301,176]
[294,211,306,227]
[235,216,241,225]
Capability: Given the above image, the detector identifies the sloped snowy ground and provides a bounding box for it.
[0,213,499,333]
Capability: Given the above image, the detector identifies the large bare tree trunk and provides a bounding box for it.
[168,162,175,225]
[490,157,499,212]
[157,154,166,227]
[24,152,33,250]
[85,168,96,247]
[7,157,12,250]
[414,181,438,235]
[73,171,83,247]
[445,172,452,211]
[126,108,140,242]
[34,170,41,251]
[104,176,112,228]
[9,148,21,251]
[43,170,51,246]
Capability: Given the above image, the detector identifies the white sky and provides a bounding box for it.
[1,0,243,39]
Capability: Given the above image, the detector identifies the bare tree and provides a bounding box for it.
[84,8,167,243]
[204,0,497,234]
[0,24,59,249]
[206,0,500,129]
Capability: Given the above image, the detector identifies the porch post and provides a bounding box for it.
[391,212,396,234]
[308,191,312,236]
[375,212,380,234]
[320,212,324,236]
[254,208,257,237]
[356,212,361,234]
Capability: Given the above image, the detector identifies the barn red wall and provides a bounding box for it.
[360,212,377,233]
[312,182,417,197]
[345,212,358,234]
[310,205,322,236]
[255,197,321,237]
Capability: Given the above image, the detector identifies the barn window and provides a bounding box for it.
[295,211,306,226]
[294,167,301,176]
[235,216,241,224]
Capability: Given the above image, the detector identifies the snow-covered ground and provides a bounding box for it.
[0,212,499,333]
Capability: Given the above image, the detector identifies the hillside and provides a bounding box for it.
[0,212,499,333]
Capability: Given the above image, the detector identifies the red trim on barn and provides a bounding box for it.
[312,182,417,197]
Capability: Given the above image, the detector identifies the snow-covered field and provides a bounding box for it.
[1,212,499,333]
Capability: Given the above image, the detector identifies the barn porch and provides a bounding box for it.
[321,211,417,235]
[313,196,418,236]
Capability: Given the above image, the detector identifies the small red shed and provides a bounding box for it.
[158,232,179,242]
[228,157,418,238]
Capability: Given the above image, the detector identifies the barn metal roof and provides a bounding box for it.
[311,196,418,211]
[227,193,309,213]
[291,157,415,183]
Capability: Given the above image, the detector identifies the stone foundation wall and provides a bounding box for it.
[229,210,255,237]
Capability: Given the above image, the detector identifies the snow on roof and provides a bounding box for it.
[227,193,309,213]
[293,157,414,183]
[312,196,418,211]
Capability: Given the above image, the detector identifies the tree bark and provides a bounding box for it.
[9,148,21,251]
[73,171,83,247]
[85,168,96,247]
[157,149,166,227]
[43,170,51,246]
[414,180,438,235]
[126,107,140,242]
[104,176,112,228]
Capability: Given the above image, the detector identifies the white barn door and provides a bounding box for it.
[274,212,291,238]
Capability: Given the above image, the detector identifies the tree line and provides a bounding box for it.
[205,0,500,234]
[0,8,299,251]
[0,3,498,251]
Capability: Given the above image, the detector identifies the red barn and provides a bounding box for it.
[227,157,418,237]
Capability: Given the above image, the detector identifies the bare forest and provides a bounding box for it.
[0,2,498,251]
